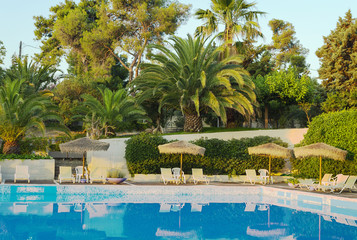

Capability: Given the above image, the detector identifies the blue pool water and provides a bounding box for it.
[1,202,357,239]
[1,185,357,239]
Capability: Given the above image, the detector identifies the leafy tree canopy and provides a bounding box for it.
[0,40,5,65]
[268,19,308,72]
[34,0,190,82]
[316,10,357,97]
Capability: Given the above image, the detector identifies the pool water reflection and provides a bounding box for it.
[0,202,357,239]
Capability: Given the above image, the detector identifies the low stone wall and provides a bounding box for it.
[0,159,55,181]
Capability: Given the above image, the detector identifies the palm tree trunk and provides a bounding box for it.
[184,114,202,132]
[3,141,20,154]
[264,103,269,129]
[226,108,238,128]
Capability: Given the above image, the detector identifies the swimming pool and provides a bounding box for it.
[1,185,356,239]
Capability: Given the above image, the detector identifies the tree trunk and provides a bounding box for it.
[226,108,238,128]
[264,103,269,129]
[184,114,202,132]
[3,141,20,154]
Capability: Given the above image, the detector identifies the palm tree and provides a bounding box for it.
[195,0,265,50]
[0,78,64,154]
[6,56,60,94]
[80,88,146,137]
[196,0,264,128]
[134,35,256,132]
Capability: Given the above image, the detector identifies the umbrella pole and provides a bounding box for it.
[82,152,86,179]
[180,153,183,183]
[268,156,271,184]
[319,156,322,185]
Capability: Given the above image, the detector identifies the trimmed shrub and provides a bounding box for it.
[0,154,52,160]
[291,109,357,177]
[125,133,287,175]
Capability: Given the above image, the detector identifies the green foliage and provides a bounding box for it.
[125,133,168,164]
[18,136,70,153]
[195,0,265,43]
[125,134,287,175]
[321,90,357,112]
[287,178,299,184]
[292,109,357,177]
[135,35,256,132]
[316,10,357,94]
[264,68,312,103]
[0,78,67,154]
[53,76,99,127]
[0,40,5,65]
[34,0,190,82]
[107,169,125,178]
[268,19,308,70]
[79,88,147,138]
[0,154,52,160]
[6,56,60,95]
[253,68,321,128]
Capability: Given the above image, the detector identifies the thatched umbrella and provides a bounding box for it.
[248,143,293,183]
[59,137,110,178]
[158,141,205,182]
[294,143,347,185]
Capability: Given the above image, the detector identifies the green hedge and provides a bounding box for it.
[0,154,52,160]
[292,109,357,178]
[18,136,72,154]
[125,133,287,175]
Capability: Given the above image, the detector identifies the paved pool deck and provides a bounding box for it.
[3,180,357,199]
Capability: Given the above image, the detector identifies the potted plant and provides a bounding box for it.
[287,178,299,188]
[106,169,126,184]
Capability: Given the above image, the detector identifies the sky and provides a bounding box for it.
[0,0,356,78]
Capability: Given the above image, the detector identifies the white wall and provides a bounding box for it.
[0,159,55,181]
[87,128,308,177]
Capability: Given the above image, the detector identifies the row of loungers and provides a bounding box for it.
[160,168,210,185]
[299,174,357,194]
[0,165,31,183]
[0,165,108,184]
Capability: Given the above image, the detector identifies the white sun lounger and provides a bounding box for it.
[320,173,333,185]
[298,179,315,189]
[329,176,357,194]
[58,166,75,183]
[89,167,107,184]
[192,168,209,185]
[14,165,30,183]
[160,168,179,185]
[319,175,350,193]
[245,169,264,185]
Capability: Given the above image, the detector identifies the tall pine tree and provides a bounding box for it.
[316,10,357,111]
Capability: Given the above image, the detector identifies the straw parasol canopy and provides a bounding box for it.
[158,141,205,183]
[248,143,293,159]
[294,142,347,161]
[248,143,293,184]
[158,141,205,156]
[60,137,110,178]
[59,137,110,153]
[294,142,347,184]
